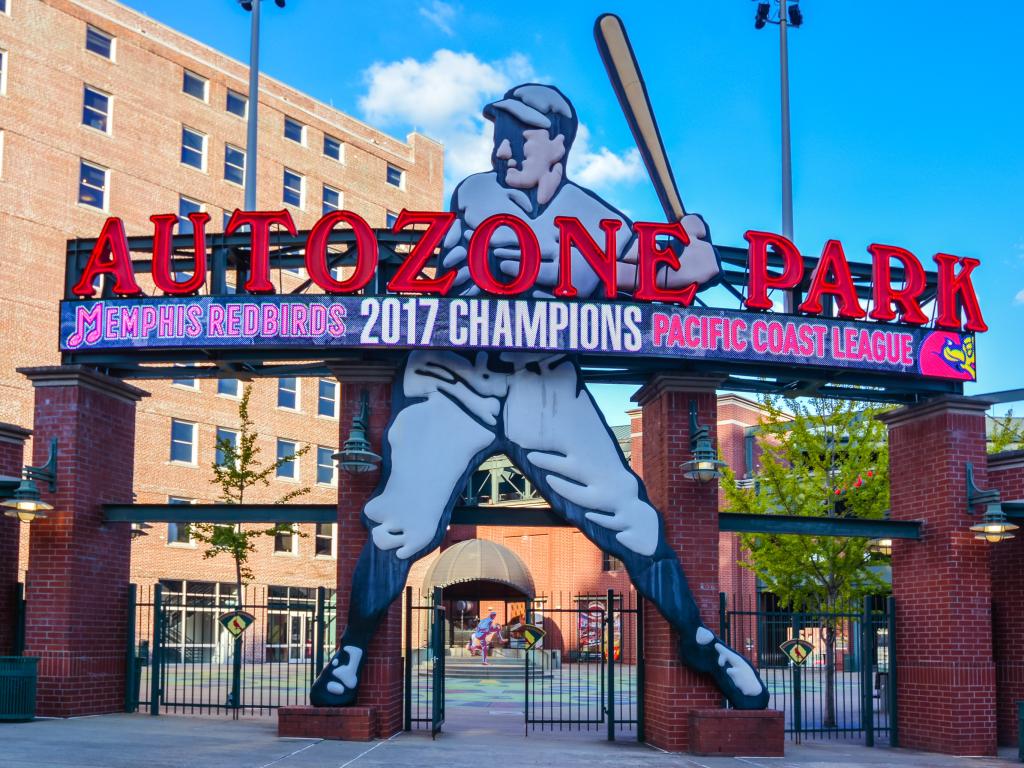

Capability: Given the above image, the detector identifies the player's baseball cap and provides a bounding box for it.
[484,84,577,146]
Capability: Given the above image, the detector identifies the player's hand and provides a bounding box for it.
[660,213,720,289]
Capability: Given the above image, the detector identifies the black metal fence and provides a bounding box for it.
[130,582,336,716]
[721,592,895,745]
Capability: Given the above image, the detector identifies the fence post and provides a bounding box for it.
[607,588,616,741]
[13,582,25,656]
[791,611,802,742]
[314,587,326,687]
[124,584,137,712]
[150,584,162,717]
[404,586,412,731]
[887,595,897,747]
[719,592,728,645]
[636,595,644,744]
[861,596,875,747]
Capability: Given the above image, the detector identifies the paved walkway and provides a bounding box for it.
[0,711,1019,768]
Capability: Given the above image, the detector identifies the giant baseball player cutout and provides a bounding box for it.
[310,84,771,710]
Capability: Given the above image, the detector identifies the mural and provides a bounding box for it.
[309,84,771,711]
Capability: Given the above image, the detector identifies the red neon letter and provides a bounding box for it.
[386,210,456,294]
[467,214,540,295]
[305,210,378,294]
[71,217,142,297]
[867,243,928,325]
[798,239,866,319]
[633,221,696,305]
[743,230,803,310]
[553,217,621,299]
[933,253,988,332]
[225,209,296,293]
[151,212,209,295]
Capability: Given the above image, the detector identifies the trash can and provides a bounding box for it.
[1018,701,1024,763]
[0,657,38,722]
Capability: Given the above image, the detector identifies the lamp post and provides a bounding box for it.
[239,0,286,211]
[965,462,1018,543]
[0,438,58,523]
[682,401,727,482]
[335,390,382,475]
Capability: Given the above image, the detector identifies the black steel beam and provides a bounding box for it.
[719,512,921,539]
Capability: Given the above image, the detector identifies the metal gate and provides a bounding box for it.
[404,586,445,735]
[721,592,896,745]
[129,582,336,715]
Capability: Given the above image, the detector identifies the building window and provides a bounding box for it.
[317,379,338,418]
[276,439,299,480]
[170,419,197,464]
[386,164,404,188]
[282,168,304,208]
[385,210,398,228]
[158,580,239,663]
[167,497,193,546]
[322,184,341,214]
[82,85,111,133]
[315,523,336,558]
[183,69,208,101]
[323,134,343,161]
[266,586,316,661]
[215,427,239,467]
[181,126,207,170]
[178,196,203,235]
[85,25,114,60]
[283,117,305,144]
[226,89,247,118]
[224,144,245,185]
[0,1,8,15]
[78,160,108,210]
[171,363,199,390]
[277,377,299,410]
[274,525,298,554]
[217,378,241,398]
[0,50,6,97]
[602,552,625,572]
[316,446,337,486]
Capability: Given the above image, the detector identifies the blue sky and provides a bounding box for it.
[120,0,1023,421]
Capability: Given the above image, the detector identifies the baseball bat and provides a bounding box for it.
[594,13,686,222]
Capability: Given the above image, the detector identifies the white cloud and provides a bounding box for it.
[1014,289,1024,304]
[569,123,644,192]
[419,1,457,36]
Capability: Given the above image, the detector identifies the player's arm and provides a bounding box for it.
[616,213,721,295]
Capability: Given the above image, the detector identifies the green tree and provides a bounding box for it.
[190,384,311,605]
[988,408,1024,454]
[722,396,890,727]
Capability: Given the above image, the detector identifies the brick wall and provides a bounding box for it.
[0,423,30,655]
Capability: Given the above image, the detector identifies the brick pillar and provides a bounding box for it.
[880,396,996,756]
[634,375,723,753]
[19,366,147,716]
[987,450,1024,747]
[0,423,31,655]
[332,363,401,738]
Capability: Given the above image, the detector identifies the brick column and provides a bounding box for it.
[332,363,401,738]
[880,396,996,756]
[634,375,723,753]
[19,366,147,716]
[987,450,1024,747]
[0,423,31,656]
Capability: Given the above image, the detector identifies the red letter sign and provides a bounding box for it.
[151,212,210,295]
[71,217,142,297]
[798,239,866,319]
[867,244,928,325]
[386,211,456,294]
[305,210,378,294]
[933,253,988,332]
[467,214,540,295]
[225,209,297,293]
[632,221,697,305]
[743,230,803,310]
[553,217,621,299]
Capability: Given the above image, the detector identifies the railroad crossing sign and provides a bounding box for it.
[779,637,814,666]
[219,609,256,638]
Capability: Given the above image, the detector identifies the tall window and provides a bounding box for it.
[317,379,338,418]
[316,446,337,486]
[170,419,197,464]
[181,126,206,170]
[217,378,241,398]
[323,134,343,161]
[224,144,245,185]
[158,580,239,663]
[78,160,108,210]
[183,69,208,101]
[386,164,404,188]
[322,185,342,214]
[82,86,111,133]
[273,526,298,554]
[215,427,239,467]
[0,1,6,13]
[277,377,299,410]
[283,117,305,144]
[167,496,193,545]
[226,89,247,118]
[85,26,114,60]
[276,439,298,480]
[315,523,336,557]
[0,49,6,96]
[178,196,202,235]
[282,168,303,208]
[171,363,199,390]
[386,210,398,228]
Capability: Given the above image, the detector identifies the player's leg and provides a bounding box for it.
[502,357,769,709]
[310,352,501,706]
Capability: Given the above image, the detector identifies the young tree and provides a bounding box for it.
[989,408,1024,454]
[722,396,890,728]
[190,384,311,606]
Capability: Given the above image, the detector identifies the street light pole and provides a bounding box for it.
[243,0,261,211]
[778,4,793,242]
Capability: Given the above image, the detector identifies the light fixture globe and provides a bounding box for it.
[1,478,52,522]
[970,502,1018,543]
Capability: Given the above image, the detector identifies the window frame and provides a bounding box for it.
[316,446,337,487]
[283,116,306,145]
[314,523,337,559]
[177,196,204,236]
[224,143,245,186]
[170,362,200,390]
[323,134,343,162]
[215,426,239,467]
[317,379,338,419]
[217,378,241,399]
[225,89,247,119]
[275,438,300,481]
[169,419,198,465]
[386,163,404,189]
[182,69,208,102]
[85,25,115,61]
[282,168,304,209]
[322,184,342,215]
[0,49,9,97]
[180,126,207,172]
[277,377,300,411]
[82,84,112,134]
[167,497,195,547]
[273,524,299,556]
[77,159,109,211]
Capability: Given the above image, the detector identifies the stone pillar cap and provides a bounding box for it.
[877,394,991,427]
[18,366,149,403]
[632,373,725,407]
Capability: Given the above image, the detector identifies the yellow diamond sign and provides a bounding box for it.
[219,610,256,638]
[780,638,814,666]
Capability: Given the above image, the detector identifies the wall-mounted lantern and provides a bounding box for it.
[334,390,382,475]
[681,401,727,483]
[0,438,57,523]
[965,462,1018,543]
